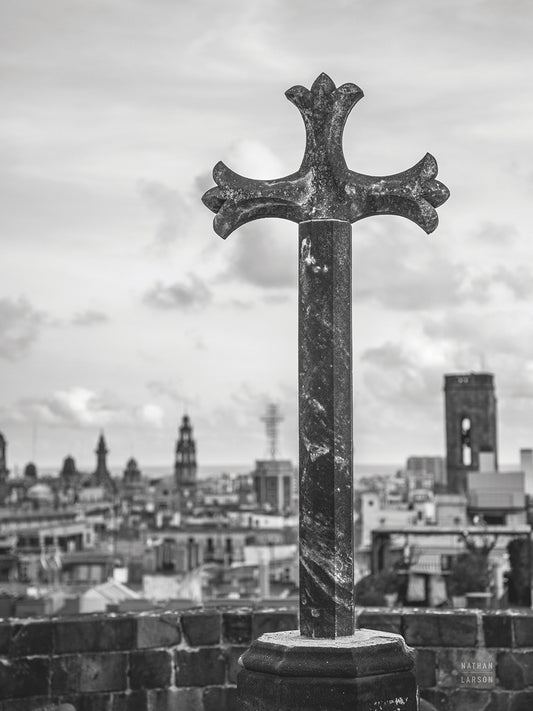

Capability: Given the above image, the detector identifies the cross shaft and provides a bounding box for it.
[202,74,449,638]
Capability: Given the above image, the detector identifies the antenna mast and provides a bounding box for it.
[261,403,283,460]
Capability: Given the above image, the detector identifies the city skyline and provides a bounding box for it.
[2,1,533,467]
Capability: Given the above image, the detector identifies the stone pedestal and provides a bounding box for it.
[238,629,418,711]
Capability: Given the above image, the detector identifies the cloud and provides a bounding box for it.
[71,309,109,326]
[143,275,211,310]
[146,380,183,403]
[422,310,533,358]
[140,180,190,247]
[468,265,533,302]
[360,341,444,408]
[3,388,119,427]
[352,220,468,311]
[224,221,296,289]
[0,297,44,360]
[140,403,164,428]
[1,387,166,429]
[471,222,518,246]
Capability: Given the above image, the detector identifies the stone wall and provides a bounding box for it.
[359,607,533,711]
[1,606,533,710]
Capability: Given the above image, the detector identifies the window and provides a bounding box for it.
[461,416,472,465]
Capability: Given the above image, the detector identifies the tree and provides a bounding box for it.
[447,552,490,597]
[355,570,402,606]
[507,537,531,607]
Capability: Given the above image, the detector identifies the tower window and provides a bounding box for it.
[461,416,472,466]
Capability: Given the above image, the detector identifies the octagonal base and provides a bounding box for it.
[238,629,418,711]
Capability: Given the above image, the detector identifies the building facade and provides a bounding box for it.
[252,459,295,514]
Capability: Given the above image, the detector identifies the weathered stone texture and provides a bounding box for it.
[129,649,172,689]
[484,612,514,648]
[51,652,129,694]
[222,609,252,644]
[182,610,221,646]
[497,651,533,690]
[403,610,478,646]
[136,612,181,649]
[0,607,533,709]
[175,648,226,687]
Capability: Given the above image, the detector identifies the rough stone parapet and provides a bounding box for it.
[0,606,533,709]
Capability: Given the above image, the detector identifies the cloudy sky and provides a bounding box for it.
[1,0,532,472]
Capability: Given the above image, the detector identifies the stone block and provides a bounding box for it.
[0,657,49,699]
[0,697,66,711]
[129,649,172,690]
[51,652,128,694]
[203,686,229,711]
[223,610,252,644]
[356,610,402,635]
[403,610,477,647]
[484,612,513,648]
[136,612,181,649]
[53,616,136,654]
[420,689,452,711]
[148,687,203,711]
[497,651,533,690]
[182,610,221,646]
[437,648,495,690]
[509,690,533,711]
[415,648,436,688]
[251,611,297,640]
[9,620,54,656]
[109,690,148,711]
[451,689,492,711]
[226,646,248,684]
[175,648,226,687]
[226,686,239,711]
[65,694,113,711]
[0,623,10,655]
[512,614,533,647]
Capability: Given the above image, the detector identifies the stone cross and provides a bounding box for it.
[202,73,449,638]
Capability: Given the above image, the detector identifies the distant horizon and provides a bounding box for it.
[7,460,526,482]
[13,461,404,479]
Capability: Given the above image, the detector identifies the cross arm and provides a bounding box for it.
[344,153,450,234]
[202,162,311,239]
[202,74,449,237]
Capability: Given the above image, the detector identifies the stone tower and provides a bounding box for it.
[123,457,141,485]
[0,432,8,482]
[174,415,197,506]
[444,372,498,494]
[92,432,115,492]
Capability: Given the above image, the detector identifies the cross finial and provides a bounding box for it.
[202,73,449,238]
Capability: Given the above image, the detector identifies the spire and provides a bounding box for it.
[174,413,197,493]
[96,431,108,457]
[0,431,9,481]
[92,431,114,491]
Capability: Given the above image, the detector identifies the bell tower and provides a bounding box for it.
[92,432,115,493]
[444,372,498,494]
[174,415,197,506]
[0,432,8,482]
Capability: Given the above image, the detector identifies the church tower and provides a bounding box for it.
[0,432,8,482]
[123,458,142,485]
[174,415,197,506]
[444,372,498,494]
[92,432,115,492]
